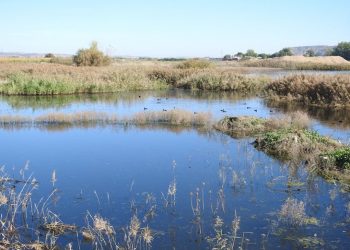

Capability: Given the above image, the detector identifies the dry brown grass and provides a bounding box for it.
[35,111,117,125]
[266,74,350,106]
[241,56,350,70]
[215,112,310,137]
[130,109,212,126]
[272,56,349,64]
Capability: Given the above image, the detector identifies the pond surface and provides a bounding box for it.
[0,90,349,249]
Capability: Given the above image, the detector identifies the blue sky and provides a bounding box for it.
[0,0,349,57]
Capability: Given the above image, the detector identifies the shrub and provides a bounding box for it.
[176,59,212,69]
[271,48,293,57]
[265,75,350,106]
[332,41,350,61]
[325,147,350,170]
[73,42,111,66]
[44,53,55,58]
[304,49,315,57]
[245,49,257,57]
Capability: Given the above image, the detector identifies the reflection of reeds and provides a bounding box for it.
[0,110,212,129]
[131,110,212,126]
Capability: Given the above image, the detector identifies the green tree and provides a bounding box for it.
[223,54,232,61]
[245,49,257,57]
[234,52,244,58]
[332,42,350,61]
[277,48,293,57]
[304,49,315,57]
[73,41,111,66]
[44,53,55,58]
[258,53,269,59]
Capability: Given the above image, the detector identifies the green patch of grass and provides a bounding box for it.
[324,147,350,170]
[0,72,167,95]
[254,128,341,164]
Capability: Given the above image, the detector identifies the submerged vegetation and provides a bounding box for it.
[0,157,257,249]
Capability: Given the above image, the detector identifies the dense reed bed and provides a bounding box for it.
[265,74,350,107]
[0,61,269,95]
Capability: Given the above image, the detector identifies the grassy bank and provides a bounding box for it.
[216,114,350,184]
[0,71,167,95]
[0,61,269,95]
[265,74,350,107]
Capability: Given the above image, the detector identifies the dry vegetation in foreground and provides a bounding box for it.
[215,113,350,183]
[0,110,212,129]
[265,74,350,107]
[241,56,350,71]
[0,157,252,249]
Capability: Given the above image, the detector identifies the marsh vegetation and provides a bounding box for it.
[0,59,350,249]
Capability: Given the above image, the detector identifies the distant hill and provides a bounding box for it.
[0,52,72,58]
[289,46,334,56]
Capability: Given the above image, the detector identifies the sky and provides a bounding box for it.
[0,0,349,57]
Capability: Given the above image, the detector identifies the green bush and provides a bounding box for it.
[326,147,350,169]
[245,49,258,57]
[332,42,350,61]
[44,53,55,58]
[73,42,111,66]
[304,49,315,57]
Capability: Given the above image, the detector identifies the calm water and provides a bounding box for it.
[0,90,349,249]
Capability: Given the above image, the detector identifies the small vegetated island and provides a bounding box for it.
[215,113,350,184]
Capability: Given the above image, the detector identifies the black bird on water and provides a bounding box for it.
[144,107,148,110]
[220,109,227,113]
[270,110,273,113]
[163,109,167,112]
[254,109,257,112]
[194,112,198,115]
[138,95,141,98]
[246,106,251,109]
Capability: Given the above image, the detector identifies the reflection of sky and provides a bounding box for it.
[1,90,350,141]
[0,127,349,249]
